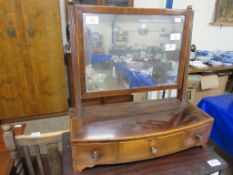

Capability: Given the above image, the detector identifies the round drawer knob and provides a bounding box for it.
[92,150,100,161]
[195,134,204,141]
[151,146,157,155]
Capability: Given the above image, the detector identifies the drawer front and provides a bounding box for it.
[72,143,117,164]
[156,132,184,155]
[184,123,212,147]
[119,132,184,161]
[119,139,153,161]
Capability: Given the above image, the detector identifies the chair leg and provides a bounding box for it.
[11,150,25,175]
[47,143,62,175]
[34,145,45,175]
[23,146,35,175]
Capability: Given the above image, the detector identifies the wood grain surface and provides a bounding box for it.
[0,150,12,175]
[70,98,212,141]
[0,0,68,120]
[0,0,32,119]
[20,0,68,115]
[63,132,227,175]
[70,98,213,172]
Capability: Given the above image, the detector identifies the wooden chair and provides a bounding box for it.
[2,124,68,175]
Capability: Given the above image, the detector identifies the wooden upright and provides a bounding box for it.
[0,0,68,120]
[68,4,214,173]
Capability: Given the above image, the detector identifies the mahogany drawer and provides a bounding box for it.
[119,132,184,162]
[72,143,117,164]
[183,124,212,147]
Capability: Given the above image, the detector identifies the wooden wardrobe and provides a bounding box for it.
[0,0,68,120]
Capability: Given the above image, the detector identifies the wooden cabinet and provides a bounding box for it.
[0,0,68,120]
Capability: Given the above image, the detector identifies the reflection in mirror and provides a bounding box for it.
[83,13,185,92]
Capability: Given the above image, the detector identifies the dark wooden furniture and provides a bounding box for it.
[62,132,227,175]
[68,4,214,173]
[0,124,26,175]
[2,124,66,175]
[0,0,68,121]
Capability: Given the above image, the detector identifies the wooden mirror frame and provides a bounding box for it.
[69,4,193,112]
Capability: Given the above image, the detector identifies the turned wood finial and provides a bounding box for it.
[2,123,11,131]
[68,0,74,4]
[2,123,25,175]
[187,5,192,10]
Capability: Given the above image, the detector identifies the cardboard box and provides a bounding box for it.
[189,75,229,105]
[200,74,219,90]
[136,75,228,104]
[133,92,148,102]
[188,75,201,89]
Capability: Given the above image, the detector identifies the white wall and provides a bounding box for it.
[134,0,233,51]
[117,21,174,47]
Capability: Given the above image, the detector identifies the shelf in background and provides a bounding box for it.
[189,65,233,73]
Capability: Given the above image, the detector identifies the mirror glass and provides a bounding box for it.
[83,13,185,92]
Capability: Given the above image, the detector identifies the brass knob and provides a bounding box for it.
[151,146,157,155]
[92,150,100,161]
[28,27,35,38]
[195,134,204,141]
[7,27,16,38]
